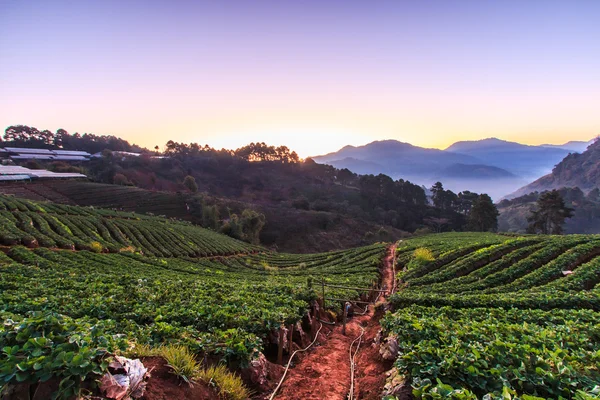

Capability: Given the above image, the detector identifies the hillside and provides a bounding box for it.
[497,187,600,234]
[509,138,600,198]
[2,196,599,398]
[383,232,600,398]
[541,139,594,153]
[0,193,390,398]
[0,181,408,253]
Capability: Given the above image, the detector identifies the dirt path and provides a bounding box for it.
[273,244,396,400]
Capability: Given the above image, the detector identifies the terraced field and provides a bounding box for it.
[386,233,600,399]
[0,195,388,397]
[0,194,258,256]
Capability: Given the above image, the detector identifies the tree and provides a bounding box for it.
[423,217,450,233]
[183,175,198,193]
[527,190,574,234]
[468,194,499,232]
[456,191,479,214]
[430,182,445,208]
[113,173,129,186]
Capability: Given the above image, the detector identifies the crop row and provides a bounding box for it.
[381,305,600,398]
[1,243,386,363]
[0,195,259,257]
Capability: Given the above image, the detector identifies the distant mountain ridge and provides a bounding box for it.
[508,138,600,198]
[541,140,595,153]
[445,138,573,179]
[311,137,590,199]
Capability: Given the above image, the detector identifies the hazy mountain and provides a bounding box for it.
[312,140,529,199]
[313,140,482,179]
[541,139,595,153]
[508,138,600,199]
[445,138,573,179]
[432,163,517,180]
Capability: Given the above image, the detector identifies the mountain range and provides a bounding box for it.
[312,137,594,199]
[507,138,600,199]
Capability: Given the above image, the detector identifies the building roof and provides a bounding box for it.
[4,147,55,154]
[53,155,89,161]
[0,164,86,179]
[52,150,92,156]
[0,165,33,174]
[28,170,86,179]
[0,174,32,181]
[10,155,56,160]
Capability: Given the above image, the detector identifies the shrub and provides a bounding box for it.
[183,175,198,193]
[413,247,434,263]
[89,241,103,253]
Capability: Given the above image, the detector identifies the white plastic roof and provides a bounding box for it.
[10,155,56,160]
[4,147,54,154]
[0,174,32,181]
[53,150,91,156]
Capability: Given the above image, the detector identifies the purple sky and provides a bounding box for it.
[1,0,599,156]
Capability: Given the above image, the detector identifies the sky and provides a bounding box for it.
[1,0,599,157]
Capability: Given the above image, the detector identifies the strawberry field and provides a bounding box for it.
[386,233,600,399]
[0,194,260,256]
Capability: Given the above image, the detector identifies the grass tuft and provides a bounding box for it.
[158,344,199,385]
[197,364,250,400]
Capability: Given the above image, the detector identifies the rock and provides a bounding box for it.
[240,352,284,392]
[379,335,399,361]
[381,368,408,397]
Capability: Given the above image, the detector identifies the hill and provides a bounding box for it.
[0,193,389,397]
[432,163,517,180]
[541,139,594,153]
[384,232,600,398]
[312,140,482,179]
[0,180,409,253]
[312,138,571,199]
[445,137,573,179]
[508,138,600,198]
[497,187,600,234]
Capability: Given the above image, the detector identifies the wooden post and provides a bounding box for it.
[342,302,349,335]
[277,326,285,364]
[311,307,318,340]
[321,277,326,309]
[288,324,294,353]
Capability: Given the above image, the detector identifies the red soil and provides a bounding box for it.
[271,244,397,400]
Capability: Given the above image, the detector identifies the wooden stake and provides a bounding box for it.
[288,324,294,353]
[342,302,349,335]
[277,326,284,364]
[321,277,326,309]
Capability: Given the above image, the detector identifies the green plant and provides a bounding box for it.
[158,344,199,385]
[0,312,127,400]
[197,364,250,400]
[89,241,103,253]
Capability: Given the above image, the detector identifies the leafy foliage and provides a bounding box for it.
[0,312,127,399]
[387,232,600,398]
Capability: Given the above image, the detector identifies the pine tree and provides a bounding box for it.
[468,194,499,232]
[527,190,574,234]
